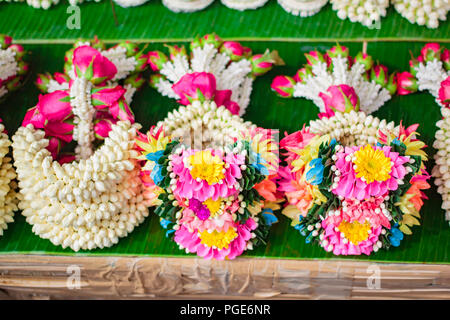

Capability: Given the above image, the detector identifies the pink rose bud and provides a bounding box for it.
[5,76,21,91]
[89,36,106,51]
[421,43,441,62]
[37,90,72,122]
[94,118,117,139]
[203,33,223,49]
[116,41,139,57]
[172,72,217,105]
[190,36,204,51]
[8,44,26,59]
[148,51,169,71]
[109,99,135,123]
[293,66,313,82]
[396,71,418,95]
[22,106,45,128]
[0,34,12,49]
[354,52,374,71]
[327,44,349,58]
[149,73,166,89]
[57,154,76,165]
[251,51,275,76]
[438,76,450,108]
[134,53,148,73]
[44,120,75,143]
[409,57,421,77]
[318,84,360,118]
[386,72,398,95]
[220,41,250,62]
[124,73,145,89]
[441,48,450,71]
[91,86,127,110]
[271,75,295,98]
[223,100,240,115]
[370,64,389,87]
[73,45,117,84]
[165,45,187,60]
[305,50,326,66]
[47,137,62,160]
[17,61,29,76]
[54,72,70,85]
[35,73,52,93]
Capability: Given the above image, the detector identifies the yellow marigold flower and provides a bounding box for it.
[338,220,371,245]
[189,150,225,185]
[353,145,392,184]
[199,228,238,250]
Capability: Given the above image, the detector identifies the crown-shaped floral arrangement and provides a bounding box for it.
[0,34,29,101]
[148,33,282,116]
[271,45,430,256]
[396,43,450,224]
[12,39,150,251]
[135,86,281,259]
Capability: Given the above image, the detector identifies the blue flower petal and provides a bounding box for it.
[261,209,278,226]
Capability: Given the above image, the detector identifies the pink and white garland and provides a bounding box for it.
[0,35,28,100]
[148,33,280,117]
[401,43,450,223]
[12,40,150,251]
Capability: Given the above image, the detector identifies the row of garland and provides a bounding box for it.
[1,0,449,29]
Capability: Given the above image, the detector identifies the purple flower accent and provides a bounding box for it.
[189,199,210,221]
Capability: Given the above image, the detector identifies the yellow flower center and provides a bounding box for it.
[353,145,392,184]
[202,198,223,217]
[199,228,238,250]
[188,150,225,185]
[338,220,371,245]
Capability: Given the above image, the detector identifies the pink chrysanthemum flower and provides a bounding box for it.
[333,145,409,200]
[171,149,245,202]
[321,216,382,256]
[174,218,257,260]
[325,196,391,230]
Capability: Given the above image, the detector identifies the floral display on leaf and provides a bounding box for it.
[403,43,450,224]
[330,0,389,28]
[272,46,430,255]
[12,39,150,251]
[0,34,29,101]
[148,33,283,116]
[136,79,281,259]
[278,0,328,17]
[162,0,214,12]
[220,0,269,11]
[392,0,449,29]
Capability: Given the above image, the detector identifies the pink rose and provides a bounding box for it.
[22,106,45,128]
[293,67,313,83]
[327,44,349,58]
[73,45,117,84]
[91,86,127,110]
[305,50,326,66]
[172,72,217,105]
[109,99,134,123]
[44,121,74,143]
[421,43,441,62]
[442,49,450,71]
[439,76,450,108]
[271,75,295,98]
[94,117,117,139]
[318,84,360,118]
[54,72,70,85]
[223,100,240,115]
[370,64,389,87]
[251,52,274,76]
[354,52,374,71]
[220,41,250,61]
[36,90,72,122]
[396,71,418,95]
[47,137,62,159]
[148,51,168,71]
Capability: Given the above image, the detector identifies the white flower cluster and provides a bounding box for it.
[113,0,148,7]
[278,0,328,17]
[434,107,450,222]
[331,0,389,27]
[156,100,255,149]
[416,59,450,223]
[162,0,214,12]
[0,123,18,237]
[12,121,149,251]
[416,59,449,107]
[155,43,254,116]
[309,110,396,146]
[0,47,19,99]
[392,0,449,29]
[221,0,268,10]
[294,56,391,115]
[0,0,101,9]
